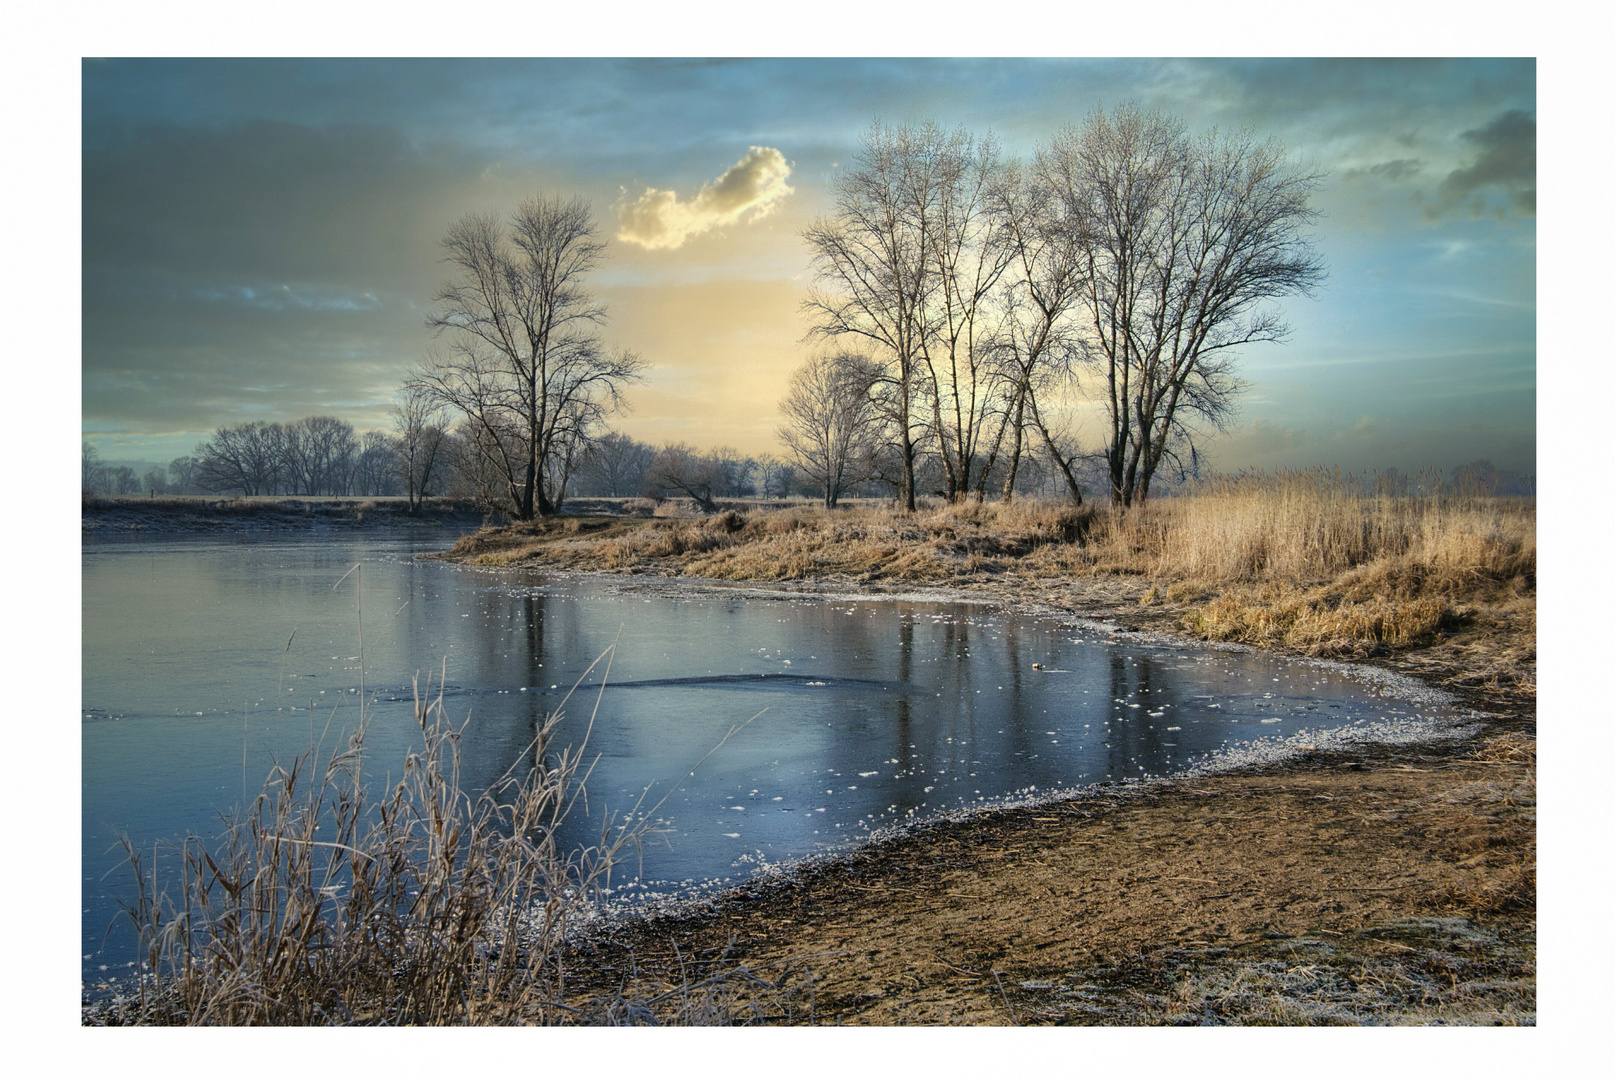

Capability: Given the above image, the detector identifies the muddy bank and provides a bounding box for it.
[81,495,493,536]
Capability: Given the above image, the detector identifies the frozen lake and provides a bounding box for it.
[82,531,1469,980]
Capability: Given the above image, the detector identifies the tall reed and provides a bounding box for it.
[109,657,644,1025]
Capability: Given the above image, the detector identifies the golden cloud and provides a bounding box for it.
[616,146,794,250]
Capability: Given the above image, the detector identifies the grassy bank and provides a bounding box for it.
[446,479,1535,691]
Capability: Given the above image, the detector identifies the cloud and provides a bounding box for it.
[616,146,793,250]
[1428,109,1535,219]
[1344,157,1423,184]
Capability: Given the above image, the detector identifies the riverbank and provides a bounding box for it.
[445,494,1536,1024]
[81,494,492,535]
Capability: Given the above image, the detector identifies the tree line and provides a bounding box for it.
[84,417,410,500]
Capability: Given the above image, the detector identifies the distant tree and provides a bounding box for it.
[352,430,400,497]
[278,416,358,496]
[141,467,168,496]
[391,384,450,512]
[1448,459,1534,497]
[1039,105,1326,506]
[753,455,797,499]
[195,421,282,495]
[82,441,106,493]
[777,350,886,508]
[573,431,654,497]
[645,442,722,513]
[414,194,644,519]
[108,466,140,495]
[1375,467,1411,497]
[167,455,201,494]
[706,446,756,498]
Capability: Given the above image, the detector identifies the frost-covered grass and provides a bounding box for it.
[94,662,637,1024]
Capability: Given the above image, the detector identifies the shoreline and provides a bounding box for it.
[435,519,1535,1025]
[83,503,1535,1024]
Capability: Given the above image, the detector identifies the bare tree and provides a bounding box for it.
[391,384,450,512]
[645,443,722,513]
[574,431,654,497]
[918,130,1016,501]
[167,454,200,494]
[803,122,946,512]
[195,421,283,495]
[352,430,399,497]
[441,424,507,508]
[278,416,358,496]
[979,156,1089,503]
[108,465,140,495]
[414,195,644,519]
[1041,105,1325,506]
[778,350,885,508]
[753,455,797,499]
[82,441,105,493]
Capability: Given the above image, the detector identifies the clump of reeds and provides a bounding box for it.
[103,661,643,1026]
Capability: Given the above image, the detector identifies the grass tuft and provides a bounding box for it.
[97,659,649,1025]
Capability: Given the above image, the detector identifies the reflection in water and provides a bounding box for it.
[82,534,1463,979]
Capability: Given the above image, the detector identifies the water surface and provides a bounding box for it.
[82,533,1465,979]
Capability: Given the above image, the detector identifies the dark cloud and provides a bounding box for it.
[1358,158,1423,183]
[1429,109,1536,219]
[82,115,551,438]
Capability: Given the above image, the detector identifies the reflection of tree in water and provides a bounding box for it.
[892,615,913,772]
[1105,652,1174,776]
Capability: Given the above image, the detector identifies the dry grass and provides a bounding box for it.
[91,657,661,1025]
[449,477,1533,684]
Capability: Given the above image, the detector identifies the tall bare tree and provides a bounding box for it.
[918,130,1016,501]
[803,122,947,512]
[414,195,643,519]
[978,156,1089,503]
[1041,105,1325,506]
[778,350,885,508]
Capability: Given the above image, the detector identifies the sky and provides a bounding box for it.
[80,56,1536,478]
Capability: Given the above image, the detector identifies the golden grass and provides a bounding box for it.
[445,477,1533,678]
